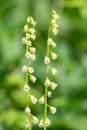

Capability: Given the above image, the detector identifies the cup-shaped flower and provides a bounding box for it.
[51,52,57,60]
[38,119,44,128]
[32,115,38,124]
[39,95,45,104]
[24,84,30,91]
[24,25,29,32]
[25,107,31,114]
[30,75,37,83]
[28,67,34,74]
[29,54,36,60]
[28,28,35,34]
[25,118,30,128]
[29,47,36,53]
[44,56,50,64]
[49,106,57,114]
[50,82,57,90]
[22,65,27,72]
[47,91,52,97]
[52,28,58,35]
[47,38,56,47]
[27,16,36,26]
[52,10,59,19]
[50,67,57,75]
[30,95,37,104]
[45,118,51,126]
[25,51,31,59]
[22,37,27,44]
[27,40,32,46]
[44,78,50,87]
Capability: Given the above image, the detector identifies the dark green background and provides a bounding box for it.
[0,0,87,130]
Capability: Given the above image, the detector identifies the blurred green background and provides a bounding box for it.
[0,0,87,130]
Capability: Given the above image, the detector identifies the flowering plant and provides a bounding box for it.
[21,10,59,130]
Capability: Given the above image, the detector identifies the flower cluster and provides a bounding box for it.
[22,16,38,128]
[38,10,59,128]
[51,10,59,35]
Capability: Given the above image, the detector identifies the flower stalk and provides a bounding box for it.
[38,10,59,130]
[22,16,38,130]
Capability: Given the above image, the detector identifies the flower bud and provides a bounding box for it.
[50,82,57,90]
[24,84,30,91]
[45,118,51,126]
[47,38,56,48]
[44,78,50,87]
[29,54,36,60]
[30,95,37,104]
[30,75,36,83]
[51,52,57,60]
[24,25,29,32]
[29,47,36,53]
[25,118,30,128]
[22,37,27,44]
[32,115,38,124]
[25,107,31,114]
[50,67,57,75]
[39,95,44,104]
[28,67,34,74]
[49,106,57,114]
[44,56,50,64]
[22,65,27,72]
[28,28,35,34]
[25,52,31,59]
[47,91,52,97]
[38,119,44,128]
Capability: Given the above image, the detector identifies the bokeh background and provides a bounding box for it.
[0,0,87,130]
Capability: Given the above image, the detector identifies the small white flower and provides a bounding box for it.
[49,106,57,114]
[50,67,57,75]
[47,91,52,97]
[25,52,31,59]
[32,115,38,124]
[29,34,36,41]
[29,54,36,60]
[30,95,37,104]
[29,47,36,53]
[28,67,34,74]
[44,78,50,87]
[45,118,51,126]
[22,65,27,72]
[26,33,30,39]
[38,119,44,128]
[51,52,57,60]
[39,95,44,104]
[24,84,30,91]
[52,10,59,19]
[28,28,35,34]
[24,25,29,32]
[25,118,30,128]
[30,75,36,83]
[25,107,31,114]
[27,40,32,46]
[44,56,50,64]
[52,28,58,35]
[47,38,56,48]
[50,82,57,90]
[38,118,51,128]
[22,37,27,44]
[27,16,36,26]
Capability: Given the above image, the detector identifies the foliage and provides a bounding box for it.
[0,0,87,130]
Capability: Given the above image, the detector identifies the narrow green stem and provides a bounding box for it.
[44,29,51,130]
[25,44,32,130]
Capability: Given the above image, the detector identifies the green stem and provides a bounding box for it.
[25,44,32,130]
[44,29,51,130]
